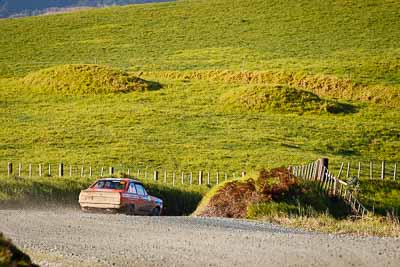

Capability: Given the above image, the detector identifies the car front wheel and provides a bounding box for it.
[151,207,161,216]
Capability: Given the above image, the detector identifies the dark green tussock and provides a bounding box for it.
[19,64,160,95]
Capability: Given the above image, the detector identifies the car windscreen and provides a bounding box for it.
[93,180,126,190]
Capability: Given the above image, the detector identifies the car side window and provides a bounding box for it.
[135,184,147,196]
[94,181,104,188]
[128,183,137,194]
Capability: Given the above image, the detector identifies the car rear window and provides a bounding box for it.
[93,180,126,190]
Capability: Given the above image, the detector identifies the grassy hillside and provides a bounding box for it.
[0,0,399,172]
[1,73,399,171]
[0,0,399,87]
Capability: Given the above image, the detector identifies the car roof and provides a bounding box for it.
[96,178,142,184]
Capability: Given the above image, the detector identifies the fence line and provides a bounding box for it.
[4,162,244,187]
[329,160,398,181]
[291,159,369,217]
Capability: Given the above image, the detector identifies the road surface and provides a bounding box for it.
[0,208,399,266]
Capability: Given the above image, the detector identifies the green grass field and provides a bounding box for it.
[1,0,399,87]
[0,0,399,173]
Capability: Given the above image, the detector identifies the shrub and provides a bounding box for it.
[194,168,350,219]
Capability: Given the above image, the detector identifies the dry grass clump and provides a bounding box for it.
[194,168,298,218]
[265,214,400,238]
[220,85,353,114]
[20,64,160,95]
[195,179,260,218]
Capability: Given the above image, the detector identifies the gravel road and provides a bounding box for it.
[0,208,399,267]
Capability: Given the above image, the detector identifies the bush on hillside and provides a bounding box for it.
[20,64,161,95]
[219,85,354,114]
[194,168,350,219]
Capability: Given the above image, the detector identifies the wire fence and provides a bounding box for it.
[3,161,245,186]
[327,160,397,181]
[291,159,369,217]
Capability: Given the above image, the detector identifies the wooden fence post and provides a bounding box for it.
[48,164,51,176]
[316,158,329,181]
[346,162,350,179]
[29,164,32,177]
[181,172,184,184]
[370,161,373,179]
[207,172,210,185]
[89,166,93,177]
[337,162,344,179]
[333,175,337,196]
[225,172,227,181]
[357,162,361,179]
[216,172,219,185]
[381,161,385,180]
[39,164,42,177]
[137,169,140,179]
[394,163,397,181]
[164,170,167,183]
[100,167,104,177]
[7,162,13,176]
[127,168,130,176]
[310,163,314,179]
[172,171,176,186]
[18,163,22,177]
[198,171,203,185]
[109,166,114,176]
[153,170,159,181]
[81,166,84,177]
[189,172,193,185]
[59,163,63,177]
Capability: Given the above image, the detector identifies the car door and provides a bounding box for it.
[134,183,152,214]
[126,182,140,209]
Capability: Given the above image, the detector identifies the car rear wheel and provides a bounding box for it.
[151,207,161,216]
[126,204,135,216]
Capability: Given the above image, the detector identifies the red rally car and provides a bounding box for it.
[79,178,163,216]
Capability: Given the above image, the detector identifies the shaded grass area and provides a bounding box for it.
[0,176,207,216]
[0,232,38,267]
[358,179,400,216]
